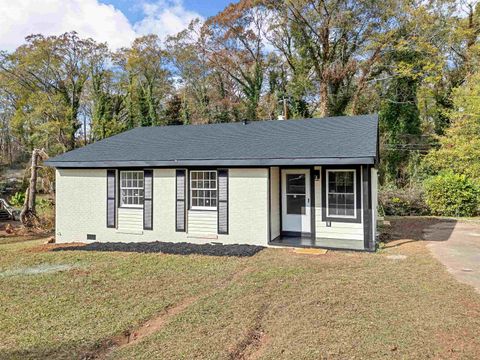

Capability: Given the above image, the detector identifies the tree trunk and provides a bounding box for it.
[319,81,329,117]
[20,149,45,227]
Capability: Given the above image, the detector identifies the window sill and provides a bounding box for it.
[187,233,218,239]
[116,229,144,235]
[326,213,356,220]
[189,208,217,212]
[119,206,144,210]
[323,216,362,224]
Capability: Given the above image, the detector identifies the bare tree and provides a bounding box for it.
[20,148,49,227]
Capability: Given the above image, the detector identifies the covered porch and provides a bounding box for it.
[268,165,376,251]
[269,234,366,251]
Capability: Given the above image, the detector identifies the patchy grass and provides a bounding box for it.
[1,225,480,359]
[0,239,245,359]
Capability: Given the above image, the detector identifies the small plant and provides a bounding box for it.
[379,185,429,216]
[37,198,53,210]
[9,191,25,207]
[424,172,480,217]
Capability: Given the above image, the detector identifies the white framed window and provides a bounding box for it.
[190,170,217,210]
[120,171,144,207]
[326,169,356,218]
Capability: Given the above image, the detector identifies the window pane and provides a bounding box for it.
[286,174,305,194]
[327,171,355,217]
[190,171,218,208]
[328,194,337,215]
[345,194,354,206]
[120,171,144,207]
[287,194,305,215]
[345,183,353,194]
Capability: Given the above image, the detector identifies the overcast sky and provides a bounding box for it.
[0,0,230,51]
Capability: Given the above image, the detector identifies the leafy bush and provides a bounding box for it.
[9,191,25,207]
[379,185,429,216]
[423,172,480,217]
[37,197,52,210]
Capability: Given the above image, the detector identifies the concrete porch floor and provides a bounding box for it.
[269,235,365,251]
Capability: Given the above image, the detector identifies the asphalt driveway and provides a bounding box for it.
[426,221,480,293]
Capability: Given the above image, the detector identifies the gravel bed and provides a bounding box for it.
[52,241,264,257]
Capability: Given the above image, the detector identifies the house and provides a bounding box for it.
[46,114,379,251]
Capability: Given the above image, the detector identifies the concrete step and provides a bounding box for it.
[0,210,12,220]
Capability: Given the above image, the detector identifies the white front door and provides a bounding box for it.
[281,169,311,233]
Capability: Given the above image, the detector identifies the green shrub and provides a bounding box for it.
[379,185,429,216]
[9,191,25,207]
[37,197,53,210]
[423,172,480,217]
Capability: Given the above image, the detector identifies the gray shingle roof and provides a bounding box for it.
[46,114,378,168]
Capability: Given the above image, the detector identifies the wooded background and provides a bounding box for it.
[1,0,480,216]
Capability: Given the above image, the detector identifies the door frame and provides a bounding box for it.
[279,166,315,238]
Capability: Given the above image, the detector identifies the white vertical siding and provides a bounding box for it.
[187,210,217,237]
[270,167,280,240]
[117,208,143,234]
[314,166,365,244]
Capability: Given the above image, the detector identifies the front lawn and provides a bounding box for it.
[1,226,480,359]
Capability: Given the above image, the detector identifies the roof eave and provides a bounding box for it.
[46,157,376,168]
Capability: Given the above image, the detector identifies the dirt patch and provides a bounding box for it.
[435,328,477,359]
[89,296,199,359]
[0,221,52,240]
[126,297,198,341]
[87,265,256,359]
[0,234,53,246]
[228,304,269,360]
[25,242,86,253]
[386,254,407,260]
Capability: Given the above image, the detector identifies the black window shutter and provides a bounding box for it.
[218,169,228,234]
[176,169,186,232]
[144,170,153,230]
[106,170,116,228]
